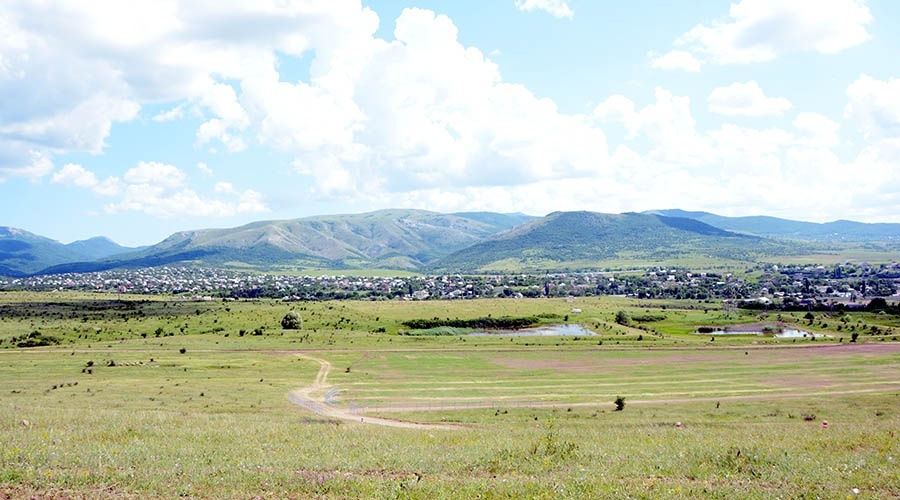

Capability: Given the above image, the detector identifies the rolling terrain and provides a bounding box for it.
[433,211,811,272]
[647,209,900,241]
[4,208,900,276]
[0,227,137,277]
[30,210,533,275]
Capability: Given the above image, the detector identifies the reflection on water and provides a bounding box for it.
[774,329,821,338]
[697,328,820,338]
[468,323,596,337]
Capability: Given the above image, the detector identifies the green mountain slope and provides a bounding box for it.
[0,229,134,276]
[38,210,531,274]
[432,211,808,272]
[647,209,900,241]
[65,237,138,260]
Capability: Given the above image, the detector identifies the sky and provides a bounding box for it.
[1,0,899,246]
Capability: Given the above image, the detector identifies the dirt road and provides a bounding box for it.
[287,354,463,430]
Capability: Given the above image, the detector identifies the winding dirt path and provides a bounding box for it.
[287,354,463,430]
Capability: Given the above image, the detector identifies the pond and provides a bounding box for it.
[468,323,596,337]
[774,328,822,338]
[695,328,820,338]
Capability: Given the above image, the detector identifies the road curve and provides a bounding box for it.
[287,354,463,430]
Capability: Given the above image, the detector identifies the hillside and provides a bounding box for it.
[7,208,900,277]
[0,228,134,277]
[647,209,900,241]
[36,210,533,274]
[432,211,809,272]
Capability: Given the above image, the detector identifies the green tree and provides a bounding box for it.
[615,310,632,326]
[281,311,303,330]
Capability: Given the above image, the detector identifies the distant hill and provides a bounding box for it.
[6,208,900,277]
[66,236,140,260]
[35,210,533,275]
[432,211,807,272]
[0,228,135,277]
[646,209,900,241]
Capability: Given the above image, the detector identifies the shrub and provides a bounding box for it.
[615,310,633,326]
[281,311,303,330]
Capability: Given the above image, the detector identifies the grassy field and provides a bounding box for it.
[1,291,898,498]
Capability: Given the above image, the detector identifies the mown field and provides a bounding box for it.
[1,291,898,498]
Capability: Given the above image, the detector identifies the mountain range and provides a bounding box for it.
[0,227,140,277]
[645,209,900,241]
[2,209,899,277]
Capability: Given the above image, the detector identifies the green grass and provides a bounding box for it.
[0,291,898,498]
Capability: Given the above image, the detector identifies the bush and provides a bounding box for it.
[615,310,633,326]
[281,311,303,330]
[13,331,60,348]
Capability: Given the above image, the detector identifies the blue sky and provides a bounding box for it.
[1,0,899,246]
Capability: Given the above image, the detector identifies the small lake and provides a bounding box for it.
[468,324,596,337]
[774,329,822,338]
[696,328,820,338]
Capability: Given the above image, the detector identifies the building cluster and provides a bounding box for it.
[2,262,898,304]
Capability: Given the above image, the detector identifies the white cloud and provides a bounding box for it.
[3,1,897,224]
[0,150,55,182]
[586,87,896,222]
[101,162,269,217]
[650,50,701,72]
[0,0,378,175]
[93,177,125,197]
[214,181,236,194]
[237,189,268,214]
[51,164,98,188]
[708,81,792,117]
[793,112,840,148]
[240,7,609,200]
[845,74,900,140]
[658,0,872,67]
[514,0,573,19]
[105,185,269,218]
[152,105,185,122]
[123,161,187,190]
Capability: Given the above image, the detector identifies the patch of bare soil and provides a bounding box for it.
[288,354,464,430]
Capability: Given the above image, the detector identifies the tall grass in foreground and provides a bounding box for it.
[2,394,897,498]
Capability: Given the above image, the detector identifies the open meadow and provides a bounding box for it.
[1,292,898,498]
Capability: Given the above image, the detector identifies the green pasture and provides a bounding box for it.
[1,291,898,498]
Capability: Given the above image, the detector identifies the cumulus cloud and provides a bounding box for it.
[708,81,792,117]
[655,0,872,68]
[3,1,898,224]
[514,0,574,19]
[47,160,268,218]
[152,105,186,123]
[650,50,701,72]
[103,162,269,217]
[123,161,187,190]
[51,164,99,188]
[587,87,894,222]
[197,162,214,175]
[0,150,55,182]
[0,0,378,174]
[239,7,609,201]
[845,74,900,140]
[793,112,840,148]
